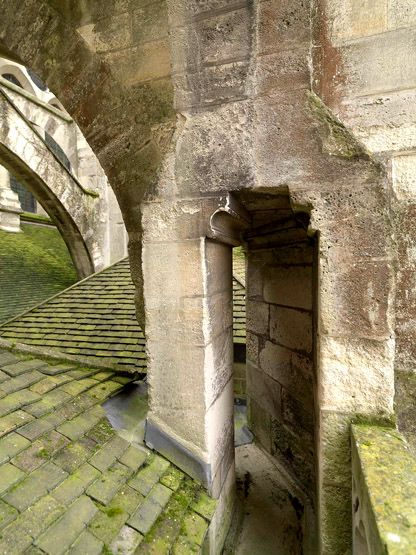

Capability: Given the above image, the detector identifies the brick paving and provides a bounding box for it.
[0,349,216,554]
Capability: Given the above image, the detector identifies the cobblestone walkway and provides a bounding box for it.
[0,349,215,554]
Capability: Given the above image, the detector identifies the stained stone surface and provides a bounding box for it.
[0,348,215,554]
[0,256,246,373]
[233,443,303,555]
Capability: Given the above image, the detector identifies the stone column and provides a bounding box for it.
[143,194,249,498]
[0,165,22,232]
[142,194,249,551]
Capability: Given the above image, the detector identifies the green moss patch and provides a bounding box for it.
[0,223,77,323]
[352,424,416,553]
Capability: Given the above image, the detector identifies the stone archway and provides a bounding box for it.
[0,0,175,323]
[0,88,97,278]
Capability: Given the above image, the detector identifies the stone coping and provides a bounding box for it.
[352,424,416,553]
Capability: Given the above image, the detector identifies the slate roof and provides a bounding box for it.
[0,348,216,554]
[0,259,145,373]
[0,257,246,372]
[0,223,77,324]
[233,278,246,345]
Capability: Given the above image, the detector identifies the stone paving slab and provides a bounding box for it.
[0,349,216,554]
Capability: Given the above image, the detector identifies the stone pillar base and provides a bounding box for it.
[0,183,22,233]
[145,417,211,489]
[0,208,21,232]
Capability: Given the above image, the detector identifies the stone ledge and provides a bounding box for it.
[352,423,416,553]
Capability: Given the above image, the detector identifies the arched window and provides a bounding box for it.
[26,68,48,91]
[44,132,71,171]
[2,73,23,88]
[10,175,36,213]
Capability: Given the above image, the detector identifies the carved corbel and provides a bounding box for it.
[207,193,251,246]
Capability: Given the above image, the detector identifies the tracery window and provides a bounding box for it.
[10,175,36,213]
[45,133,71,172]
[2,73,22,88]
[26,68,48,91]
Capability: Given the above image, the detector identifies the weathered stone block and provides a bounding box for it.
[269,305,312,354]
[196,8,251,65]
[319,335,394,414]
[175,102,253,195]
[263,265,313,310]
[246,332,259,366]
[327,0,387,44]
[259,341,313,404]
[194,60,249,106]
[343,28,416,97]
[246,362,281,421]
[132,0,168,44]
[319,411,352,489]
[392,153,416,201]
[246,300,269,336]
[104,40,171,86]
[388,0,416,29]
[271,416,314,494]
[319,257,393,339]
[320,484,352,554]
[257,0,310,55]
[255,47,309,97]
[78,13,132,53]
[144,239,206,306]
[281,388,314,437]
[206,378,234,483]
[205,330,233,408]
[248,398,272,453]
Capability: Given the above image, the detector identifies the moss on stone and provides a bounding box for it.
[351,412,396,429]
[352,424,416,552]
[0,223,77,323]
[307,91,369,159]
[395,371,416,452]
[104,507,123,518]
[20,212,52,224]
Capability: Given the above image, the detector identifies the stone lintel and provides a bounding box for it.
[145,418,212,490]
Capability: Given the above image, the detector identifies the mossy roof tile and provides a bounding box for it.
[1,255,246,372]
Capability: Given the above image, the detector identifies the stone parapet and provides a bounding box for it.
[352,423,416,554]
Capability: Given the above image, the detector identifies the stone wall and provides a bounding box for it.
[247,241,316,498]
[0,1,409,551]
